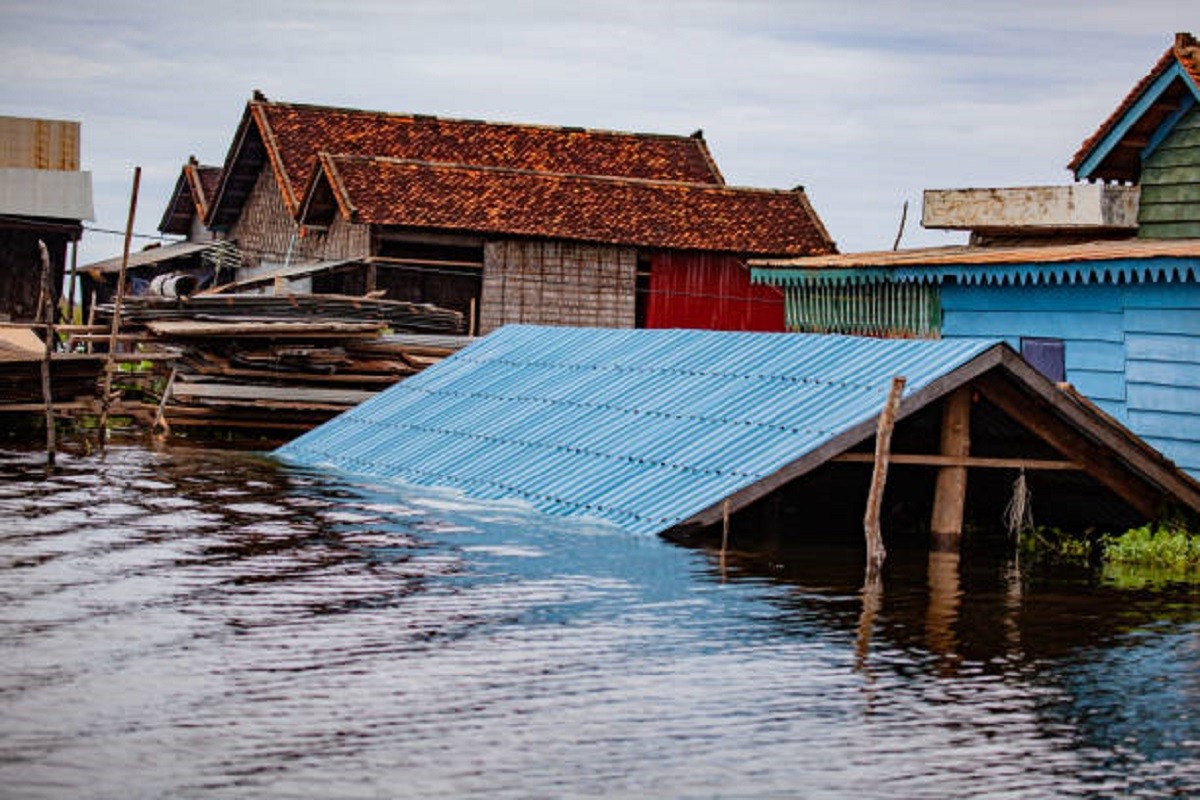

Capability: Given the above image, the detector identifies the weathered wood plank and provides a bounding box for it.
[930,387,971,550]
[834,453,1082,470]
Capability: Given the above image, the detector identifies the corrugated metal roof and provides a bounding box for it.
[277,326,998,535]
[751,239,1200,287]
[84,241,216,274]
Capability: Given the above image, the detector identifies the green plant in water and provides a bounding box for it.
[1102,520,1199,569]
[1018,525,1099,565]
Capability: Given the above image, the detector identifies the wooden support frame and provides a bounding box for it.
[974,371,1163,518]
[833,453,1082,470]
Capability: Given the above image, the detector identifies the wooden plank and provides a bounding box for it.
[169,382,375,404]
[1126,331,1200,362]
[1127,359,1200,389]
[944,309,1125,343]
[1067,369,1126,403]
[930,387,971,550]
[1126,382,1200,414]
[940,284,1122,313]
[833,453,1082,470]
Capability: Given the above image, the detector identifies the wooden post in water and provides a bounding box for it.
[930,387,972,552]
[37,241,57,466]
[719,499,731,578]
[864,376,906,575]
[66,240,79,323]
[98,166,141,445]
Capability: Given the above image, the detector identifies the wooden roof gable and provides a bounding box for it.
[206,94,725,230]
[1070,32,1200,183]
[158,158,221,235]
[297,153,835,257]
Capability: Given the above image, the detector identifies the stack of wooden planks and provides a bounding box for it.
[92,294,470,441]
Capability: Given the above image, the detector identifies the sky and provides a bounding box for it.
[0,1,1194,265]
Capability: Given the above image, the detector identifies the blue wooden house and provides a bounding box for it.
[752,33,1200,479]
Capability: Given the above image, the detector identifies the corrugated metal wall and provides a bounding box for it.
[645,252,784,331]
[1139,104,1200,239]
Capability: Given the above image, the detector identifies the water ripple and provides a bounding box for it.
[0,445,1197,798]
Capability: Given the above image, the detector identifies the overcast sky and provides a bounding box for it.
[1,1,1193,264]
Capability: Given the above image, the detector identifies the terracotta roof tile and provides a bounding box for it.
[1069,32,1200,180]
[304,154,834,257]
[251,100,724,216]
[159,159,222,234]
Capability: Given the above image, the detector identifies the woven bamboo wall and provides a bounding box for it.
[480,240,636,333]
[230,167,369,270]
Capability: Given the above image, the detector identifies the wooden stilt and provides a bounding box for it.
[930,387,972,552]
[98,166,141,446]
[37,241,57,466]
[66,240,79,324]
[864,376,907,575]
[719,498,731,578]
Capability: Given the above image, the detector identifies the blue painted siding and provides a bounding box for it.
[941,279,1200,477]
[1122,281,1200,475]
[941,282,1128,417]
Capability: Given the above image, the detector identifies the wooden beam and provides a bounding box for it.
[930,387,971,551]
[975,371,1163,518]
[833,453,1082,470]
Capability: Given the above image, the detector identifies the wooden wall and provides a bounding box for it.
[230,167,369,270]
[0,226,68,321]
[942,280,1200,477]
[480,240,636,333]
[0,117,79,170]
[1139,104,1200,239]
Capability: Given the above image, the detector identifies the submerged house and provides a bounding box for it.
[0,115,93,321]
[752,32,1200,479]
[279,326,1200,542]
[198,94,834,332]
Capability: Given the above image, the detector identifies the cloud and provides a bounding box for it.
[0,0,1191,259]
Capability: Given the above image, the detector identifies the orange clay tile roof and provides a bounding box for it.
[159,159,222,234]
[303,154,834,257]
[1068,32,1200,181]
[247,100,724,216]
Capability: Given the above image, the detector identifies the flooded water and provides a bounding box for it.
[1,444,1197,798]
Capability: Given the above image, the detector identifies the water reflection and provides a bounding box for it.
[1,444,1197,798]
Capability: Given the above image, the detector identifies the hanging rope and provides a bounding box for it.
[1004,468,1034,537]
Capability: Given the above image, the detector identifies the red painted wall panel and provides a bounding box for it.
[644,252,785,331]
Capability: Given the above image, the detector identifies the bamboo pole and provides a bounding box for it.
[863,376,906,575]
[37,241,57,466]
[98,166,141,445]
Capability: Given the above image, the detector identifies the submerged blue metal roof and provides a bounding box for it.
[277,326,998,535]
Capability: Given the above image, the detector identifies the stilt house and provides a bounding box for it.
[0,116,93,322]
